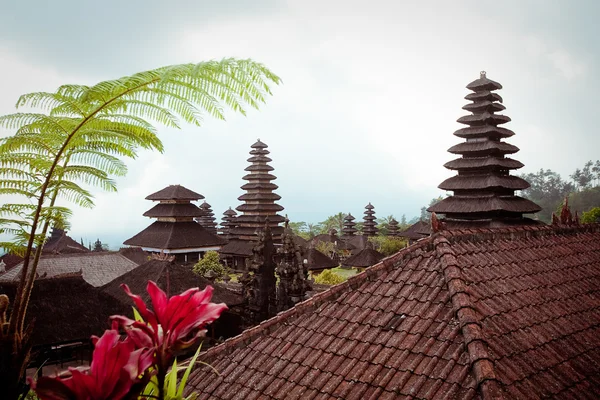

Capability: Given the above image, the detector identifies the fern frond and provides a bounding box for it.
[67,150,129,176]
[46,180,94,208]
[57,165,117,191]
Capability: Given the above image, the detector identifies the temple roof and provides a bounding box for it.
[0,251,139,287]
[123,221,225,250]
[143,203,204,218]
[145,185,204,201]
[0,274,130,346]
[102,259,243,306]
[302,247,338,271]
[186,223,600,399]
[341,247,384,268]
[43,228,90,254]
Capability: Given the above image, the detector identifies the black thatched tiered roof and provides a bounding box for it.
[124,185,224,252]
[42,227,90,254]
[196,202,218,234]
[341,246,384,268]
[399,220,431,242]
[428,72,541,227]
[362,203,378,237]
[219,207,238,238]
[146,185,204,201]
[230,140,285,241]
[341,213,357,237]
[302,247,338,271]
[388,218,400,237]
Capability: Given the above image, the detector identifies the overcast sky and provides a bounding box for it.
[1,0,598,249]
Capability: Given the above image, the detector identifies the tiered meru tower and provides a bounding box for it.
[197,201,218,234]
[362,203,378,237]
[342,213,358,237]
[219,207,237,238]
[388,219,400,237]
[428,72,541,227]
[230,140,285,241]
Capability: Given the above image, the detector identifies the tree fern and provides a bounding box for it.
[0,58,280,398]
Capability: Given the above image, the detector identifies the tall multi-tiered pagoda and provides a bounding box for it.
[362,203,378,237]
[229,140,285,241]
[219,207,237,238]
[428,72,541,227]
[196,201,218,234]
[123,185,225,263]
[342,213,358,237]
[388,219,400,237]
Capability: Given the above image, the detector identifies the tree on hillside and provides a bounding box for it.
[288,221,307,237]
[321,212,345,234]
[306,222,323,238]
[570,160,596,190]
[519,169,575,223]
[420,196,444,222]
[376,215,396,236]
[0,58,280,397]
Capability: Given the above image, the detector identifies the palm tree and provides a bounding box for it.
[0,58,280,398]
[321,212,345,234]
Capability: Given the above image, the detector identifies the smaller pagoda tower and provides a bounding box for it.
[362,203,378,237]
[342,213,358,237]
[196,201,218,234]
[388,219,400,237]
[219,207,238,238]
[123,185,225,263]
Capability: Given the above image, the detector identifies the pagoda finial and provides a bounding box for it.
[480,70,486,79]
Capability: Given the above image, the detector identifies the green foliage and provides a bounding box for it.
[321,212,345,234]
[376,215,397,236]
[581,207,600,223]
[420,196,444,222]
[193,251,228,280]
[315,241,336,258]
[139,342,203,400]
[519,168,575,223]
[314,269,345,285]
[570,160,600,189]
[368,236,407,256]
[568,187,600,215]
[306,222,323,238]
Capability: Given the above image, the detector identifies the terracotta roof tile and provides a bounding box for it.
[185,224,600,399]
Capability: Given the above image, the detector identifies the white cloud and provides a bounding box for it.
[547,49,587,80]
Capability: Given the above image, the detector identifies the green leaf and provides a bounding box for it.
[177,343,203,398]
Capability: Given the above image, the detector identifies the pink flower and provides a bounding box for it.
[32,329,153,400]
[112,281,227,362]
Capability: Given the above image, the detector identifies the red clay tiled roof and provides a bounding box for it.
[186,223,600,399]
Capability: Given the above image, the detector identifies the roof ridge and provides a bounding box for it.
[433,234,505,400]
[200,238,435,363]
[441,223,600,244]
